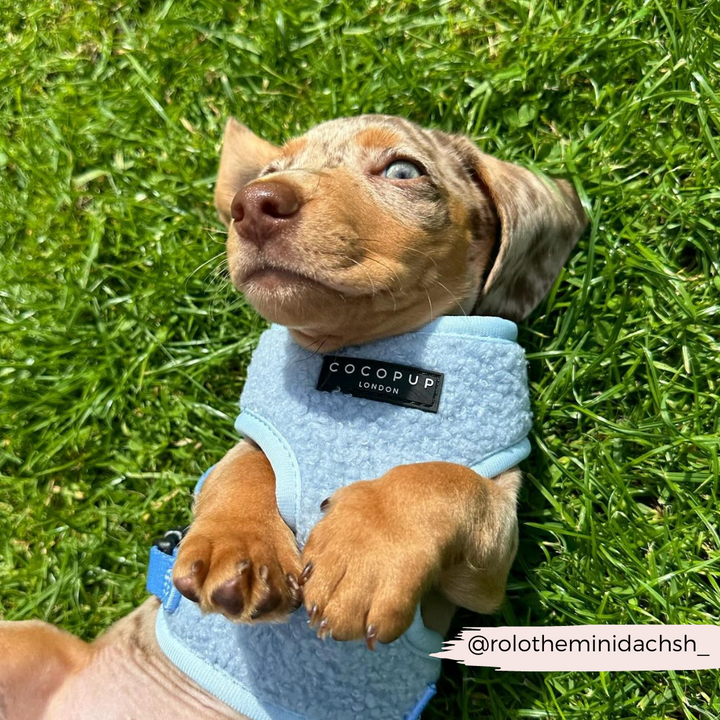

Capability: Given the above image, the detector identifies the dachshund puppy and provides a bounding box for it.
[0,115,586,720]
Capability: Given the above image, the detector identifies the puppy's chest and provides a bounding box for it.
[236,321,533,545]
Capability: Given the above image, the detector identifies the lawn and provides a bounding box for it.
[1,0,719,717]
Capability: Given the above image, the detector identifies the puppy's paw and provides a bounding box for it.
[300,478,443,648]
[173,516,302,623]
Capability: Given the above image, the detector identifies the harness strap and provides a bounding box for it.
[146,545,182,612]
[404,683,437,720]
[147,466,215,612]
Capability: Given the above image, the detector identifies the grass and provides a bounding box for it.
[1,0,719,717]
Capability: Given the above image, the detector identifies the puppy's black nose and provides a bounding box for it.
[231,181,301,248]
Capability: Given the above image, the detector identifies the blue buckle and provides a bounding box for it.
[146,466,215,613]
[147,526,188,613]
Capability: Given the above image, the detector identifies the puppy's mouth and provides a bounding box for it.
[242,266,323,291]
[238,262,363,297]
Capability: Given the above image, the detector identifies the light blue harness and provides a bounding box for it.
[147,315,532,720]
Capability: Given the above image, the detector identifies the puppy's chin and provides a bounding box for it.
[236,269,340,327]
[242,267,326,294]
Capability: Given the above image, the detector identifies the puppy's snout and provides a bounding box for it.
[231,181,301,247]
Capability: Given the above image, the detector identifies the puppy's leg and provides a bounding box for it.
[0,620,92,720]
[173,441,303,622]
[300,462,520,645]
[439,467,521,614]
[44,599,246,720]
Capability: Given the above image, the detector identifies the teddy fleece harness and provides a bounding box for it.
[147,315,532,720]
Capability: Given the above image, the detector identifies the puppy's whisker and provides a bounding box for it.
[395,245,439,271]
[423,284,435,322]
[312,249,397,303]
[355,238,439,272]
[306,336,327,360]
[341,255,378,297]
[208,257,230,278]
[358,254,402,312]
[188,251,228,281]
[361,250,403,289]
[209,261,231,284]
[429,279,468,316]
[211,260,229,275]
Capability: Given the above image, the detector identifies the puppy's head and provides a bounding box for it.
[215,115,586,350]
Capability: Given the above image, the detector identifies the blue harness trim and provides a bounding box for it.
[146,545,182,612]
[404,683,437,720]
[146,316,532,720]
[193,465,215,495]
[147,466,216,613]
[155,608,311,720]
[148,526,440,717]
[235,409,302,532]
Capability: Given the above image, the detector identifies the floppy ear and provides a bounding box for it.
[214,117,281,226]
[442,135,587,322]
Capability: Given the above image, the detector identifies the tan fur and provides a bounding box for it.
[0,621,91,720]
[173,441,303,622]
[221,115,499,350]
[0,114,586,719]
[301,463,522,643]
[0,602,246,720]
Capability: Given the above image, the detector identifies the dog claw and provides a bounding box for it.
[317,617,330,639]
[287,573,300,593]
[287,573,303,609]
[319,497,330,512]
[309,603,320,627]
[366,625,378,651]
[299,562,313,585]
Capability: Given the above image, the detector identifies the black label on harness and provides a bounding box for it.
[316,356,443,413]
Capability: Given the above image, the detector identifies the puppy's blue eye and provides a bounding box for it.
[382,160,423,180]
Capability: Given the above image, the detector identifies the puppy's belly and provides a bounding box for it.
[45,599,246,720]
[47,681,245,720]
